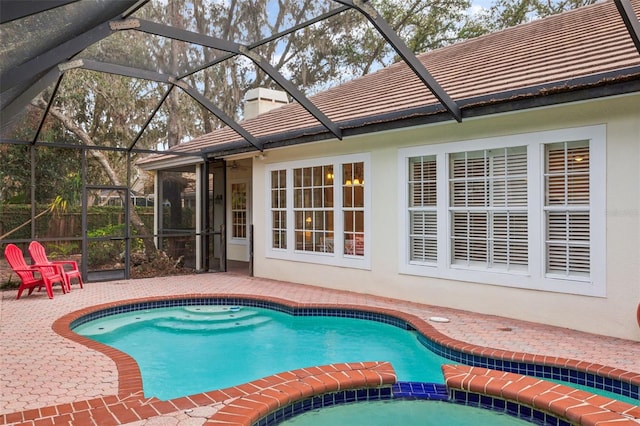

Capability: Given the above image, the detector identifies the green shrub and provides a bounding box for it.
[86,223,127,267]
[48,242,79,258]
[86,223,146,268]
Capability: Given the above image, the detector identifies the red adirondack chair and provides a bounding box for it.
[4,244,66,299]
[28,241,84,292]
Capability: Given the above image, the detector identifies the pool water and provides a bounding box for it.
[279,400,533,425]
[75,306,450,400]
[74,304,640,406]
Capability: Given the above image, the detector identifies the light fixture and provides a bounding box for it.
[574,156,584,162]
[326,172,334,180]
[345,179,352,186]
[353,178,360,185]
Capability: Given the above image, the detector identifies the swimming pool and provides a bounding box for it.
[74,305,451,400]
[71,298,639,406]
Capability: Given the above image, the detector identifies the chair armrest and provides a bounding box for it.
[10,265,41,273]
[10,265,48,278]
[51,260,79,269]
[31,263,65,275]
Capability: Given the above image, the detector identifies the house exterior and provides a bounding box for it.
[139,0,640,341]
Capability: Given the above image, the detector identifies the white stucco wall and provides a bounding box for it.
[249,94,640,341]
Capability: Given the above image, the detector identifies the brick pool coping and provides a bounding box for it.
[443,366,640,426]
[2,293,639,425]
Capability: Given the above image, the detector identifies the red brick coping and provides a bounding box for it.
[443,365,640,426]
[204,361,396,426]
[2,293,639,425]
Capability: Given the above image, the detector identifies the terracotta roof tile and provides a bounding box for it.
[146,0,640,160]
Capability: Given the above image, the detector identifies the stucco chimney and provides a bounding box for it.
[243,88,289,120]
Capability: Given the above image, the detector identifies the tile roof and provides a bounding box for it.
[142,0,640,162]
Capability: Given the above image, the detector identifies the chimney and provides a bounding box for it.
[243,88,289,120]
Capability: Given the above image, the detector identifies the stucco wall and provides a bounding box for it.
[249,94,640,341]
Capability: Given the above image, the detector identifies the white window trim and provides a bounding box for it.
[398,125,606,297]
[265,153,371,270]
[228,179,249,245]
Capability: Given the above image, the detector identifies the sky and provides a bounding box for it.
[472,0,494,8]
[467,0,493,16]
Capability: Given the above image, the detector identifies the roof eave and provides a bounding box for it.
[137,152,205,171]
[459,66,640,117]
[144,66,640,164]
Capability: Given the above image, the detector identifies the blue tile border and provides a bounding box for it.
[69,297,640,402]
[449,389,571,426]
[69,297,408,330]
[69,297,294,328]
[391,381,448,399]
[416,334,639,401]
[254,386,394,426]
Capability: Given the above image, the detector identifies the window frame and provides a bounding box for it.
[398,125,606,296]
[228,179,249,244]
[270,169,288,250]
[408,155,438,265]
[292,164,335,254]
[448,146,529,272]
[265,153,371,269]
[544,141,592,279]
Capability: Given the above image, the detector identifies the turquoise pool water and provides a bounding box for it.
[75,306,450,400]
[74,304,639,406]
[280,400,532,425]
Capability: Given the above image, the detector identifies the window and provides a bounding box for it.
[544,141,590,278]
[343,162,365,256]
[293,165,334,253]
[449,147,528,271]
[399,126,605,296]
[266,154,370,268]
[231,182,247,239]
[271,170,287,249]
[408,156,437,263]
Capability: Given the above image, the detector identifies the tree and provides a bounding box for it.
[0,108,82,204]
[479,0,599,32]
[326,0,474,78]
[31,95,159,259]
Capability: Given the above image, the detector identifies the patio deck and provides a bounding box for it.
[1,272,639,425]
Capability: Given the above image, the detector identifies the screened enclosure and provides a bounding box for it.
[0,0,462,281]
[1,0,639,282]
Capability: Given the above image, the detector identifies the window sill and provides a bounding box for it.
[400,263,605,297]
